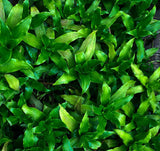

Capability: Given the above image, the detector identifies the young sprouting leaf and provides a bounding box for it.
[12,15,32,39]
[131,63,148,86]
[79,74,91,94]
[23,32,42,49]
[114,129,133,146]
[63,135,73,151]
[149,67,160,82]
[0,18,11,46]
[136,39,145,63]
[59,104,78,132]
[0,58,32,73]
[22,104,44,121]
[31,12,52,29]
[118,38,134,61]
[111,80,135,102]
[4,74,19,91]
[0,47,12,64]
[79,112,89,135]
[6,4,23,29]
[75,31,96,63]
[100,82,111,105]
[0,0,5,21]
[23,128,38,148]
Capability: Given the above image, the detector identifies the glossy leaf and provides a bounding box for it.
[22,104,44,121]
[100,82,111,105]
[131,63,148,86]
[79,112,89,135]
[149,67,160,82]
[59,104,78,132]
[6,4,23,29]
[115,129,133,146]
[136,39,145,63]
[63,135,73,151]
[4,74,19,91]
[61,95,84,105]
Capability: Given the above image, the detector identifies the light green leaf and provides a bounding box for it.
[2,141,11,151]
[63,135,73,151]
[115,129,133,146]
[100,82,111,105]
[118,38,134,61]
[131,63,148,86]
[59,104,78,132]
[6,4,23,29]
[122,102,134,117]
[23,32,42,49]
[79,112,89,135]
[4,74,19,91]
[61,95,84,105]
[22,104,44,121]
[53,72,77,85]
[127,85,144,95]
[0,58,32,73]
[111,80,135,102]
[149,67,160,82]
[88,140,101,150]
[75,31,97,63]
[12,15,32,39]
[137,100,150,115]
[145,48,159,58]
[0,0,5,21]
[107,145,126,151]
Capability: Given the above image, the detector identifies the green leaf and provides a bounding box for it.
[131,64,148,86]
[4,74,19,91]
[6,4,23,29]
[12,15,32,39]
[88,140,101,150]
[136,39,145,63]
[114,129,133,146]
[79,74,91,94]
[0,0,5,21]
[111,80,135,102]
[137,99,150,115]
[0,47,12,64]
[0,58,32,73]
[145,48,159,58]
[59,104,78,132]
[149,67,160,82]
[146,20,160,33]
[23,32,42,49]
[63,135,73,151]
[122,102,134,117]
[0,18,11,46]
[107,145,127,151]
[127,85,144,95]
[23,128,38,148]
[2,141,11,151]
[22,104,44,121]
[61,95,84,105]
[118,38,134,61]
[79,112,89,135]
[75,31,97,63]
[100,82,111,105]
[53,72,77,85]
[64,0,74,16]
[31,12,52,29]
[23,0,29,18]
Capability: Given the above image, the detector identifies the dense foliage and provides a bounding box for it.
[0,0,160,150]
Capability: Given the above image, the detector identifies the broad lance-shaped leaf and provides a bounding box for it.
[63,135,73,151]
[0,0,5,21]
[145,48,159,59]
[59,104,78,132]
[53,70,77,85]
[0,47,12,64]
[75,31,97,63]
[79,74,90,94]
[118,38,134,61]
[149,66,160,82]
[61,95,84,105]
[114,129,133,146]
[111,80,135,102]
[23,32,42,49]
[131,63,148,86]
[79,112,89,135]
[4,74,19,91]
[12,16,32,39]
[0,18,11,46]
[6,4,23,29]
[100,82,111,105]
[22,104,44,121]
[0,58,32,73]
[136,39,145,63]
